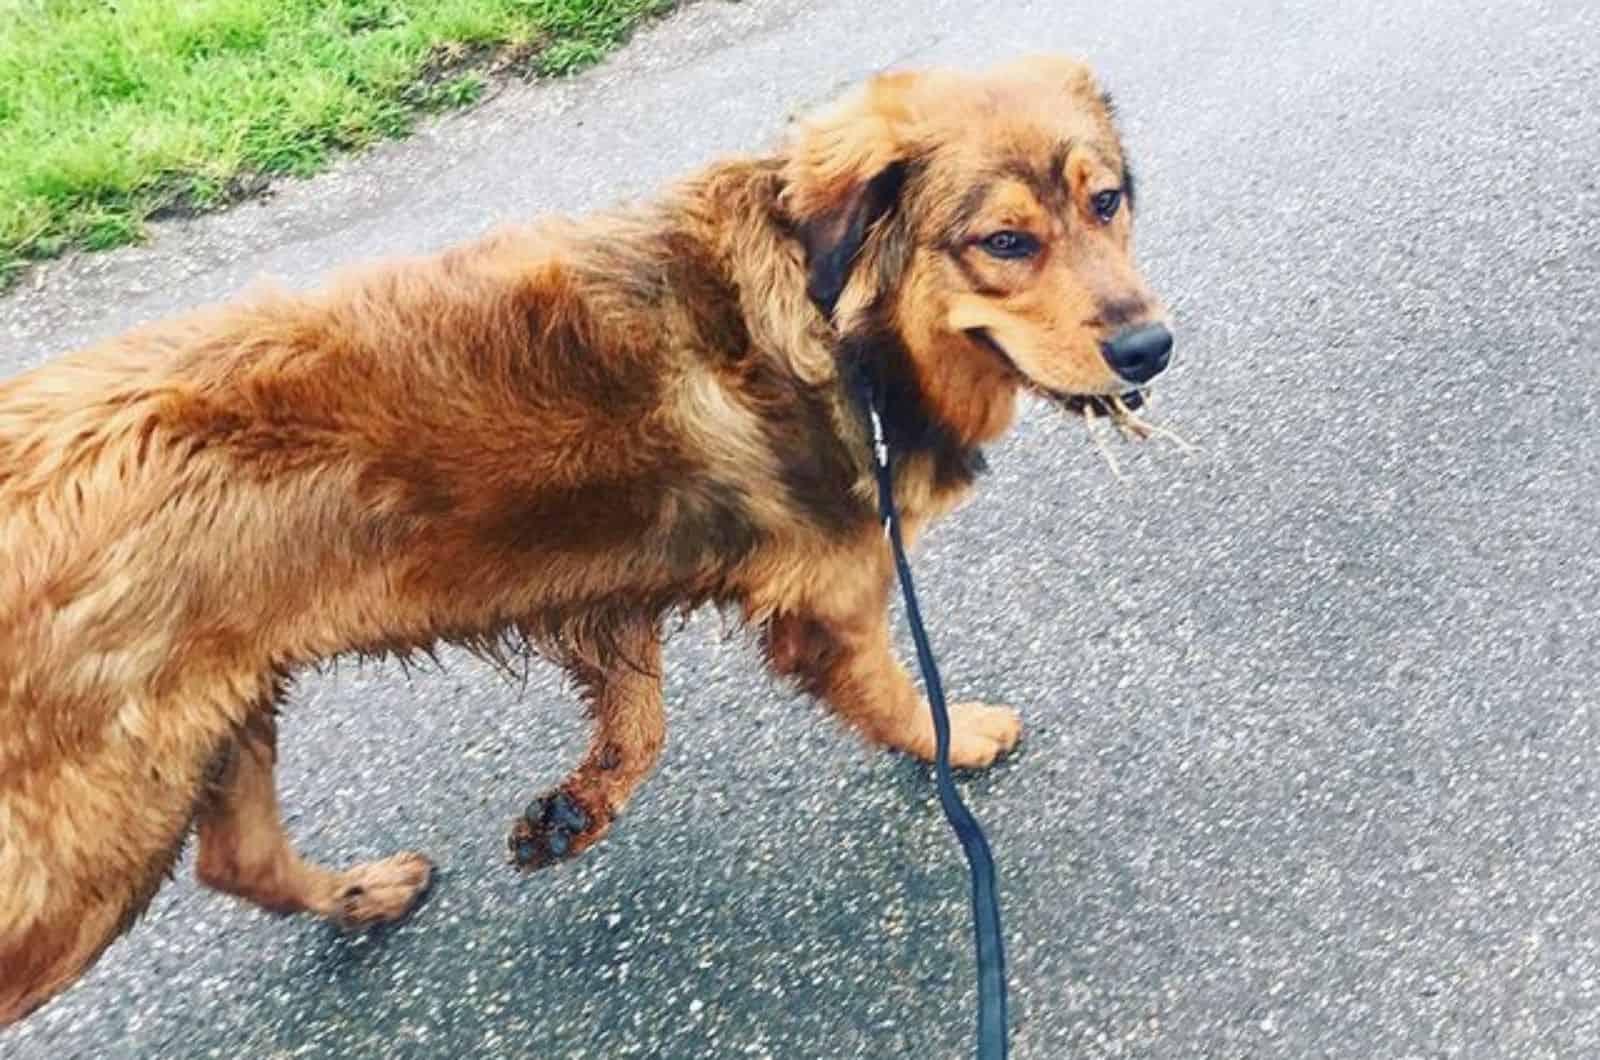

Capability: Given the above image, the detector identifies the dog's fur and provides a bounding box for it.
[0,55,1168,1022]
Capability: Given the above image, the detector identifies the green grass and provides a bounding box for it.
[0,0,677,288]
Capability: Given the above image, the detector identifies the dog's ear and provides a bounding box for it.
[781,72,926,319]
[795,161,908,318]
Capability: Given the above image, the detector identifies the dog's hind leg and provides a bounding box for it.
[0,708,206,1024]
[0,850,175,1025]
[194,714,432,926]
[508,617,665,871]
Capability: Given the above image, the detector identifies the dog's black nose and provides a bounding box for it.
[1100,324,1173,384]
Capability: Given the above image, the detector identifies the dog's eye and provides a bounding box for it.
[1092,189,1123,223]
[979,231,1039,259]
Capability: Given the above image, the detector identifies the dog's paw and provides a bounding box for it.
[509,790,606,871]
[944,701,1023,769]
[334,851,433,927]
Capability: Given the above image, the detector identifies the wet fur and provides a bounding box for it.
[0,55,1164,1022]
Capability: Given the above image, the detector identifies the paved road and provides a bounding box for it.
[4,0,1600,1056]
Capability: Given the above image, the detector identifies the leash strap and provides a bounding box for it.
[857,373,1010,1060]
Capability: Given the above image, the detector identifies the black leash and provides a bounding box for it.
[854,370,1010,1060]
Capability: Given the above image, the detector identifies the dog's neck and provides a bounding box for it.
[834,314,989,497]
[661,158,992,515]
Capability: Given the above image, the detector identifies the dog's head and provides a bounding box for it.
[782,55,1170,442]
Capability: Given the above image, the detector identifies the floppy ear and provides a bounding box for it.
[780,72,923,318]
[794,161,908,318]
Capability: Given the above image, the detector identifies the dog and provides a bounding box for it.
[0,54,1172,1022]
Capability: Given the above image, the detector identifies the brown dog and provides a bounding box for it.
[0,54,1171,1022]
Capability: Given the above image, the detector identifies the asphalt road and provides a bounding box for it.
[4,0,1600,1056]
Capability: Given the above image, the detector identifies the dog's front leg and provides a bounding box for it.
[509,617,665,871]
[764,598,1022,769]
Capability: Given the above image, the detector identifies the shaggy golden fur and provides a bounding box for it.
[0,54,1170,1022]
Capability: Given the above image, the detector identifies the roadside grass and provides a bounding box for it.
[0,0,677,289]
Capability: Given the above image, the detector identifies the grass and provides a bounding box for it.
[0,0,678,288]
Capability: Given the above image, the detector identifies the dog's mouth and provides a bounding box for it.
[967,328,1147,419]
[1051,389,1146,419]
[967,328,1191,470]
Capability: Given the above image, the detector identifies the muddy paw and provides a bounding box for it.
[334,851,433,927]
[509,790,605,871]
[945,701,1023,769]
